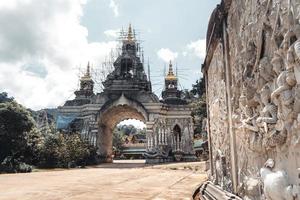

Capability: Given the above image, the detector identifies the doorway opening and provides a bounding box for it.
[113,119,146,160]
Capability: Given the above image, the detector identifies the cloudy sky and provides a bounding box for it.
[0,0,219,110]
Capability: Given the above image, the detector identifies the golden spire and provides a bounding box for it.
[127,23,134,41]
[165,60,177,81]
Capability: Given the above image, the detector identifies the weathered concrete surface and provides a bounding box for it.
[0,161,207,200]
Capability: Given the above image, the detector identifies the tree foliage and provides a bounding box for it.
[38,132,97,168]
[0,92,14,103]
[0,101,36,162]
[181,78,207,136]
[0,98,43,173]
[112,129,125,153]
[0,92,97,172]
[190,77,205,97]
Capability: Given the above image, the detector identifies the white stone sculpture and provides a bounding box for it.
[260,159,297,200]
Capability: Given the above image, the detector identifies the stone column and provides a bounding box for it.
[176,135,179,151]
[147,135,150,150]
[163,128,166,145]
[171,133,173,148]
[97,123,113,162]
[158,129,161,145]
[146,128,153,149]
[172,132,175,149]
[146,121,154,151]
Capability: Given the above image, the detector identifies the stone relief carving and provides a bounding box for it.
[239,92,264,153]
[214,149,231,191]
[205,0,300,198]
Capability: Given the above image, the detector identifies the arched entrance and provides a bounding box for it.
[97,96,148,162]
[173,124,182,151]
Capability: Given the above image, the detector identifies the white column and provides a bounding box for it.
[162,128,166,145]
[177,135,179,151]
[180,138,183,151]
[173,135,175,149]
[147,135,150,149]
[163,128,166,145]
[158,129,161,145]
[161,129,163,145]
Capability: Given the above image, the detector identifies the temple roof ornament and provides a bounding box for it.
[165,61,177,81]
[81,62,92,81]
[127,24,134,42]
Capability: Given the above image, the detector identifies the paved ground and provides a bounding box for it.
[0,160,207,200]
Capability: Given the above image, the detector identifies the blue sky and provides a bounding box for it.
[0,0,219,109]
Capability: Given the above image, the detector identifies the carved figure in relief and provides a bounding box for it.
[271,52,294,121]
[256,85,277,126]
[255,57,274,91]
[239,93,264,153]
[284,24,300,115]
[214,149,231,190]
[256,85,287,149]
[260,158,298,200]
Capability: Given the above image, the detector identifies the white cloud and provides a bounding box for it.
[157,48,178,63]
[104,29,120,38]
[109,0,119,17]
[118,119,146,129]
[187,38,206,59]
[0,0,117,110]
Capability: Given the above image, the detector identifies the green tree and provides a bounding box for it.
[0,92,14,103]
[112,129,125,153]
[38,132,96,168]
[191,77,205,97]
[0,101,35,162]
[180,78,207,137]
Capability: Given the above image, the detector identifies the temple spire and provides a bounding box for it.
[127,23,134,41]
[81,62,92,80]
[168,61,174,76]
[165,60,177,81]
[86,62,90,77]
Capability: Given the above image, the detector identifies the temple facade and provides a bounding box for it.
[57,25,196,163]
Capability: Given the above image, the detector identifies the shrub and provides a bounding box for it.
[0,156,32,173]
[38,132,97,168]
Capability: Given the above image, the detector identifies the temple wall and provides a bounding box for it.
[204,0,300,198]
[206,42,232,190]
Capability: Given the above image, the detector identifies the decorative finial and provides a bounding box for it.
[165,60,177,81]
[168,60,174,76]
[86,62,90,77]
[127,23,134,41]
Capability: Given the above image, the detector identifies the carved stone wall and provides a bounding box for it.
[207,42,232,190]
[204,0,300,198]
